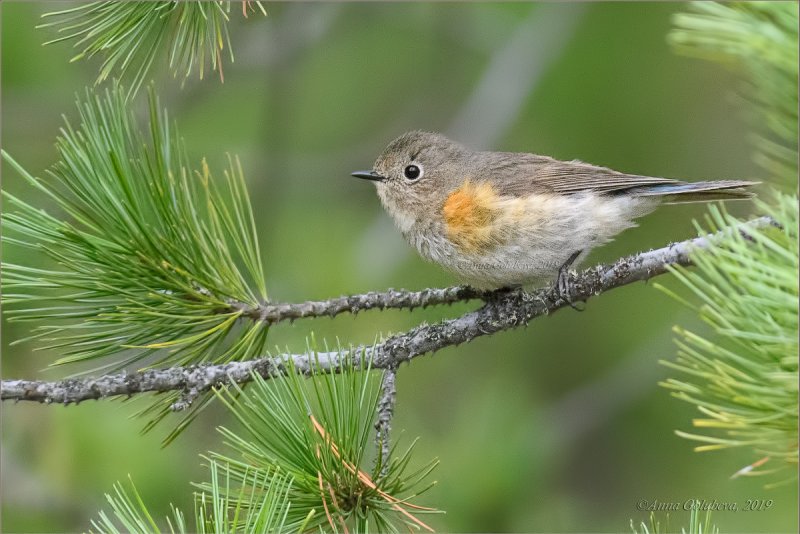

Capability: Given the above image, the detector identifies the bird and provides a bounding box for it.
[352,131,756,298]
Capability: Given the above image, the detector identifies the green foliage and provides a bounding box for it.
[38,1,266,98]
[670,2,799,185]
[90,356,438,534]
[1,84,269,439]
[2,85,268,367]
[1,82,438,523]
[658,194,798,477]
[631,508,719,534]
[89,465,294,534]
[663,1,799,481]
[207,351,439,533]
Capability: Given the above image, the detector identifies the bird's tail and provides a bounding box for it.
[632,180,758,204]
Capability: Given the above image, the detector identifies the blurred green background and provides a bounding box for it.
[2,2,796,532]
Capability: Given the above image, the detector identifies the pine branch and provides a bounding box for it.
[374,366,398,478]
[659,196,798,478]
[208,357,439,532]
[228,286,488,324]
[667,2,797,480]
[1,216,775,407]
[2,86,270,371]
[89,344,438,534]
[1,84,272,439]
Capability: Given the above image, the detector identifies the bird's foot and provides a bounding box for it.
[550,251,585,311]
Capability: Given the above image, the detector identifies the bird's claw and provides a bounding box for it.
[551,251,585,311]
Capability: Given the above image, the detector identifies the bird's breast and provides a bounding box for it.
[441,180,507,254]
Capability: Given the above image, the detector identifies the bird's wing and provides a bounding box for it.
[479,152,683,196]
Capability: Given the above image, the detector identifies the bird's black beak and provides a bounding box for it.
[351,170,386,182]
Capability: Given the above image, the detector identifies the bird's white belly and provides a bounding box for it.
[408,193,657,288]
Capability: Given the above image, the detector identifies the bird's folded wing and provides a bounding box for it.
[482,152,682,196]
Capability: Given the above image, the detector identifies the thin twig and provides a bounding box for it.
[374,366,398,478]
[0,217,776,406]
[228,286,487,324]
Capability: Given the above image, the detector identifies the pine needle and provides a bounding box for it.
[1,84,270,439]
[206,348,441,532]
[38,1,266,98]
[660,195,798,478]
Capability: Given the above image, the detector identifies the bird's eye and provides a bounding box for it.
[404,164,422,181]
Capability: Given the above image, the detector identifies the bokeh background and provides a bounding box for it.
[2,2,797,532]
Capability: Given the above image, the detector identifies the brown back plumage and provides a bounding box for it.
[472,151,756,201]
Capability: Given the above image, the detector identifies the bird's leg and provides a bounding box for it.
[553,250,584,311]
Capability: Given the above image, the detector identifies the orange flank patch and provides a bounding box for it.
[442,180,502,253]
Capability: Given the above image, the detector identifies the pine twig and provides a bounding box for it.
[374,366,398,478]
[228,286,488,325]
[0,217,776,407]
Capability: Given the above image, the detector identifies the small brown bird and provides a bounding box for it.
[352,131,755,294]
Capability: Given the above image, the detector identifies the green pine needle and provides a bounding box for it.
[669,2,799,185]
[666,1,798,481]
[206,347,440,533]
[38,1,267,99]
[631,508,719,534]
[88,353,438,533]
[656,194,798,478]
[1,84,270,438]
[89,466,293,534]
